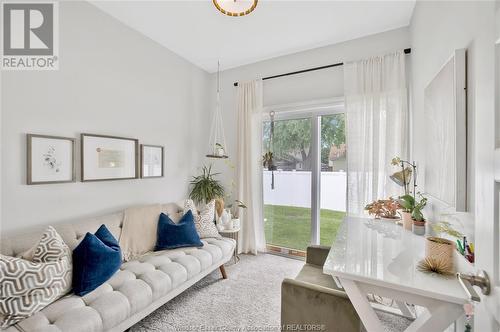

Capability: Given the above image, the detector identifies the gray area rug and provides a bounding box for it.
[131,254,411,332]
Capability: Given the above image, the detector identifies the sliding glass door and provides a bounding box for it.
[263,117,312,254]
[262,107,346,255]
[319,113,346,246]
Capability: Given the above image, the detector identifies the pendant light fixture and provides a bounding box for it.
[206,61,229,159]
[213,0,258,17]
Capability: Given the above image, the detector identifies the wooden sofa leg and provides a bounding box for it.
[219,265,228,279]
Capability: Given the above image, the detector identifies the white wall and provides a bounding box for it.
[0,2,211,233]
[410,2,496,329]
[213,27,410,190]
[410,0,496,238]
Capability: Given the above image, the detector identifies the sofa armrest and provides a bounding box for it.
[306,245,331,266]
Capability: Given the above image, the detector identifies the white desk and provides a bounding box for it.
[323,217,473,332]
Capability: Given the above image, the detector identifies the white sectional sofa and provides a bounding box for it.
[0,203,235,332]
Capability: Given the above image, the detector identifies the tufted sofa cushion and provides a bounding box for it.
[3,237,234,332]
[1,202,234,332]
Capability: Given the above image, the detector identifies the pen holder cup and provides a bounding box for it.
[425,237,455,272]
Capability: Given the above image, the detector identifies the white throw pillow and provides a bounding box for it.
[184,199,221,239]
[0,227,72,328]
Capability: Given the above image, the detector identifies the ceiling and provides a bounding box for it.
[91,1,416,73]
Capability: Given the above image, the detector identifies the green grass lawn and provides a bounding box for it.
[264,204,345,251]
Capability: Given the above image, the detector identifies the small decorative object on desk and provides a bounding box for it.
[417,256,454,276]
[364,198,401,222]
[425,236,455,272]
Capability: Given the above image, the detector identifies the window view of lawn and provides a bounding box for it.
[264,204,346,252]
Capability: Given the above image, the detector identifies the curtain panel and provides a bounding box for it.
[344,51,409,215]
[236,80,266,254]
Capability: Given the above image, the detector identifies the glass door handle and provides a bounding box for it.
[457,270,491,302]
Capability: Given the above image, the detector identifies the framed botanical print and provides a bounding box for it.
[141,145,164,178]
[81,133,139,182]
[27,134,76,185]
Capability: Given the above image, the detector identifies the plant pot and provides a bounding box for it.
[380,216,401,223]
[425,236,454,272]
[412,220,426,236]
[402,212,412,231]
[224,218,234,230]
[232,218,240,229]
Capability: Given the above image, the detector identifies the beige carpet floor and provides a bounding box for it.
[131,253,411,332]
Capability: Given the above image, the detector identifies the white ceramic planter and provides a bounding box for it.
[402,212,412,231]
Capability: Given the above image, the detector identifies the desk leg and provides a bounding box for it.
[404,303,463,332]
[340,278,385,332]
[395,300,415,319]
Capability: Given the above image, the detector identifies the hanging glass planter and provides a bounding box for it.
[206,62,229,159]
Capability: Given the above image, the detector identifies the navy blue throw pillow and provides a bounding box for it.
[155,210,204,251]
[72,224,122,296]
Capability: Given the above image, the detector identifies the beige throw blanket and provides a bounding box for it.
[119,204,161,261]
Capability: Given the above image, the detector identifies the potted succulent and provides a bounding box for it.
[364,198,401,222]
[189,165,225,205]
[411,193,427,235]
[398,194,415,231]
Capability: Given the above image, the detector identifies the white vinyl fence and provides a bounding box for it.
[263,170,346,212]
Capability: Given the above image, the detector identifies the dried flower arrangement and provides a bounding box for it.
[364,198,401,220]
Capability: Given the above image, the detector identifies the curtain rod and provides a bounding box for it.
[233,48,411,87]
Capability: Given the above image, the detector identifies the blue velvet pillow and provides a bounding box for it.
[155,210,204,251]
[72,224,122,296]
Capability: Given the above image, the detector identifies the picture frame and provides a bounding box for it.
[141,144,164,178]
[81,133,139,182]
[27,134,76,185]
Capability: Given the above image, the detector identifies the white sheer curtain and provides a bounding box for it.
[236,80,266,254]
[344,51,409,216]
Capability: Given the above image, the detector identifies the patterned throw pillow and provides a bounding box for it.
[184,199,221,238]
[0,227,72,328]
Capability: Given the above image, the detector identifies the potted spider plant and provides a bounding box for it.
[189,165,225,206]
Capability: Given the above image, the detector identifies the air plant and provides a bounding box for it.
[417,257,453,276]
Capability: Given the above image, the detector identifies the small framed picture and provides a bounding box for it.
[27,134,76,185]
[141,145,164,178]
[81,133,139,182]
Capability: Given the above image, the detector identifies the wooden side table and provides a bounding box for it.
[219,227,240,264]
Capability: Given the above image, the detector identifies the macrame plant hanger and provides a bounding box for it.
[206,61,229,159]
[263,111,277,189]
